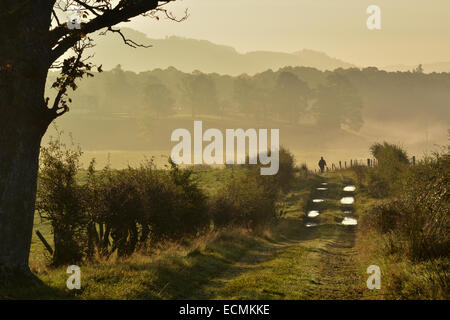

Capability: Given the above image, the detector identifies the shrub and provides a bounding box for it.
[229,173,277,228]
[275,147,297,193]
[364,200,405,234]
[351,164,367,188]
[298,163,309,179]
[36,133,87,265]
[367,170,390,198]
[211,147,297,230]
[211,168,281,230]
[37,132,298,262]
[84,159,111,257]
[401,153,449,261]
[370,142,409,165]
[367,142,409,197]
[209,196,242,229]
[84,159,210,257]
[38,134,212,261]
[364,152,449,261]
[156,159,210,240]
[97,166,146,257]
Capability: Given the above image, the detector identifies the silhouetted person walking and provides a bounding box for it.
[318,156,327,173]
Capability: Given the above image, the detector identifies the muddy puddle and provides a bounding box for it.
[307,210,320,217]
[341,217,357,225]
[306,222,318,227]
[340,197,354,205]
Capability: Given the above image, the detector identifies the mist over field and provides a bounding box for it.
[45,32,450,169]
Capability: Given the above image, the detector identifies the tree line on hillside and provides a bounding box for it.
[47,65,450,132]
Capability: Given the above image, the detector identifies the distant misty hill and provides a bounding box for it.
[88,28,354,75]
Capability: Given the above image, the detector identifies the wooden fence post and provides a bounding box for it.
[339,161,342,169]
[36,230,54,255]
[412,156,416,165]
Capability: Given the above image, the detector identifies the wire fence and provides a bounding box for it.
[313,156,417,173]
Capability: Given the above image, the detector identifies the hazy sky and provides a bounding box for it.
[123,0,450,67]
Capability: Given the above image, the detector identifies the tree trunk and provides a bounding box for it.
[0,3,54,284]
[0,108,48,281]
[0,79,51,278]
[0,44,51,283]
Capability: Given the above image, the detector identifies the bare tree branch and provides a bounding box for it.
[99,27,152,48]
[49,0,176,64]
[46,0,186,119]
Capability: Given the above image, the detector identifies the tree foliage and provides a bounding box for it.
[272,71,310,123]
[313,73,363,131]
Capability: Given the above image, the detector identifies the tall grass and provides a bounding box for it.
[360,142,449,299]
